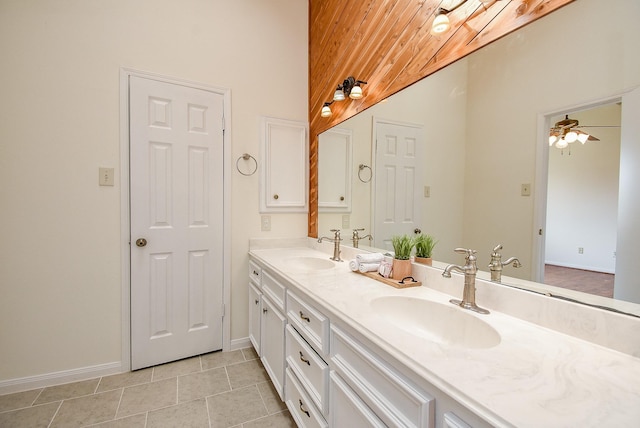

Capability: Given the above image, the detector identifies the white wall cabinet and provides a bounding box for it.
[318,128,352,212]
[260,116,308,213]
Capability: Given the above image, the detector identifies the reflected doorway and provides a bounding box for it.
[543,102,621,297]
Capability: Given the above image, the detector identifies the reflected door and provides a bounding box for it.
[373,120,424,250]
[130,76,224,370]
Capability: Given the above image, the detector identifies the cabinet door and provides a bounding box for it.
[260,116,308,212]
[248,283,262,356]
[261,295,287,399]
[318,128,352,212]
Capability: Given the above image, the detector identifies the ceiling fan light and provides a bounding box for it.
[565,131,578,143]
[431,13,450,35]
[556,138,568,149]
[549,135,558,146]
[577,133,589,144]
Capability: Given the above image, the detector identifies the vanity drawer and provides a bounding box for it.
[285,367,327,428]
[329,371,385,428]
[331,325,434,428]
[248,260,261,286]
[287,290,329,357]
[286,325,329,414]
[262,271,286,311]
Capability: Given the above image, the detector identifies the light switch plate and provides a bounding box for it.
[424,185,431,198]
[99,167,115,186]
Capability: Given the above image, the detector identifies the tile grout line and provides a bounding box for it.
[112,387,125,422]
[45,401,63,428]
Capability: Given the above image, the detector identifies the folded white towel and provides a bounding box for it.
[358,263,380,273]
[356,253,384,263]
[348,259,359,272]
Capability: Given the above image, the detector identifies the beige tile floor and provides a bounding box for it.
[0,348,296,428]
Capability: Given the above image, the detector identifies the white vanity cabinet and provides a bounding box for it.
[260,271,287,400]
[331,324,435,428]
[249,253,480,428]
[248,261,262,355]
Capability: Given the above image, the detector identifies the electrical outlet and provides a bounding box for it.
[578,247,584,254]
[342,215,350,229]
[521,183,531,196]
[261,215,271,232]
[99,167,114,186]
[424,185,431,198]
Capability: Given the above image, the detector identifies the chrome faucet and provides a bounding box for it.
[442,248,489,314]
[318,229,343,262]
[351,228,373,248]
[488,244,522,283]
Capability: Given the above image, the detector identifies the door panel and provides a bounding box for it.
[373,121,424,250]
[130,76,224,370]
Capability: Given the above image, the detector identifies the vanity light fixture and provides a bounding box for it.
[431,0,468,36]
[322,76,367,118]
[321,102,333,118]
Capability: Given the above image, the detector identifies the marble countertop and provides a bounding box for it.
[249,244,640,427]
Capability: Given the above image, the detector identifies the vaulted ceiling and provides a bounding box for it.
[308,0,575,236]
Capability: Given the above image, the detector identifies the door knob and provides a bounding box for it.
[135,238,147,247]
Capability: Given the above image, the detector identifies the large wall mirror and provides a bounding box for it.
[317,0,640,315]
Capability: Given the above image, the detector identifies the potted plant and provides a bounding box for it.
[414,234,437,266]
[391,234,415,279]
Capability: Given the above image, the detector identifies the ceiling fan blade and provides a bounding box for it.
[587,135,600,141]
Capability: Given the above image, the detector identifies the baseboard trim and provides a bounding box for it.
[0,361,123,395]
[229,337,251,351]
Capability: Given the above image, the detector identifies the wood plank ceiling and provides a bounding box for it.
[308,0,575,237]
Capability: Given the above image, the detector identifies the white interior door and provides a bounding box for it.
[130,75,224,370]
[373,120,424,250]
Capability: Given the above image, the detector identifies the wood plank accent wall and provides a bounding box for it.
[308,0,574,237]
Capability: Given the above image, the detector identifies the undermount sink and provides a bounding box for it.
[284,256,336,271]
[371,296,501,349]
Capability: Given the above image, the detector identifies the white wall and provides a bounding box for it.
[0,0,308,384]
[545,104,621,273]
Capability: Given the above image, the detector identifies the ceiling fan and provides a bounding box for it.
[549,115,600,149]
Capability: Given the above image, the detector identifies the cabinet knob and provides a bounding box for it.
[273,194,279,200]
[254,299,259,305]
[339,196,344,201]
[262,308,268,314]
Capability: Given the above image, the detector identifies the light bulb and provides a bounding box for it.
[321,104,332,118]
[431,13,450,35]
[565,131,578,143]
[556,138,568,149]
[577,133,589,144]
[349,85,363,99]
[549,135,558,146]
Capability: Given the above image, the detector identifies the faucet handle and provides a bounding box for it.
[454,248,477,263]
[454,248,476,256]
[492,244,503,253]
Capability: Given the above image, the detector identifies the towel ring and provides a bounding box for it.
[358,164,372,183]
[236,153,257,176]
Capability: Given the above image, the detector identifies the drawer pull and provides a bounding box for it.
[299,351,310,366]
[254,299,259,305]
[299,311,310,322]
[298,399,310,418]
[252,270,259,276]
